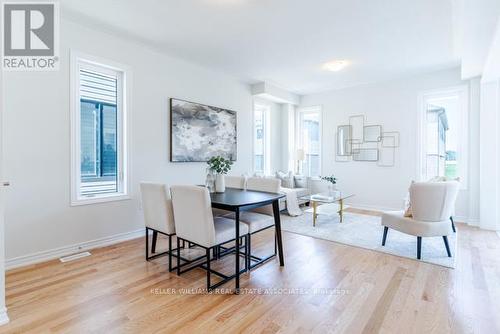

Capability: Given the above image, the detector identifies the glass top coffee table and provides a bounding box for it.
[299,192,355,226]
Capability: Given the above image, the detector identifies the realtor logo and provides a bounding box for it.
[2,2,59,70]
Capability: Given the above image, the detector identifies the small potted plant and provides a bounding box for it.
[207,156,233,193]
[321,175,337,196]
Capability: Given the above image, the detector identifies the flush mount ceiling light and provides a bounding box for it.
[322,60,350,72]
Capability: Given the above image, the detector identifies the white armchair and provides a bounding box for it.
[381,181,460,259]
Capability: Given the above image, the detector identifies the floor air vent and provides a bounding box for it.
[59,251,92,263]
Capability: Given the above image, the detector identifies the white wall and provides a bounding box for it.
[280,104,296,172]
[3,19,254,261]
[300,68,479,221]
[0,62,9,325]
[479,79,500,230]
[253,97,284,173]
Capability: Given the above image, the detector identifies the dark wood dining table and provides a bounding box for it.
[210,187,286,292]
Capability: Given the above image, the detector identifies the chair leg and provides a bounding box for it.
[176,238,181,276]
[168,235,173,272]
[382,226,389,246]
[145,228,149,260]
[151,231,158,254]
[443,236,452,257]
[246,235,251,271]
[206,248,211,291]
[417,237,422,260]
[450,216,456,233]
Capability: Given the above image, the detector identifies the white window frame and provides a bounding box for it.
[417,85,469,189]
[296,105,322,177]
[252,103,271,174]
[70,51,131,206]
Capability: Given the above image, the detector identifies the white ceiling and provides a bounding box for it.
[61,0,459,95]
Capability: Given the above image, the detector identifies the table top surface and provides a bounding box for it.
[210,187,285,207]
[300,192,355,203]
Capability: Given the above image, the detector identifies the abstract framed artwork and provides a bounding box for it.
[170,98,237,162]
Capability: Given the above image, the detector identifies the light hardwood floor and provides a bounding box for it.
[1,210,499,333]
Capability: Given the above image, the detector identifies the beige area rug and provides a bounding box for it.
[281,211,457,268]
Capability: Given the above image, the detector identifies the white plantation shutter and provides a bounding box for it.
[80,69,117,104]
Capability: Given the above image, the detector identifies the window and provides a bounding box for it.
[71,52,129,205]
[297,106,322,176]
[419,86,468,186]
[253,104,271,174]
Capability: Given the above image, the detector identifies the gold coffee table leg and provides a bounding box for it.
[312,201,318,226]
[338,199,344,223]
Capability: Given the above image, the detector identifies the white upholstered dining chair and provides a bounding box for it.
[140,182,176,271]
[225,175,247,189]
[224,177,281,270]
[212,175,247,217]
[381,181,460,259]
[170,185,249,290]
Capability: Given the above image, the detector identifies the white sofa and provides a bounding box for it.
[277,174,330,211]
[221,173,330,213]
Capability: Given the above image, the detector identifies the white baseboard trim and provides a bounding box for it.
[6,228,145,270]
[454,216,479,225]
[0,307,9,326]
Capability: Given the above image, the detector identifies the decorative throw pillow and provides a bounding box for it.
[287,171,294,188]
[294,175,307,189]
[275,171,294,188]
[275,171,288,188]
[404,180,415,217]
[428,176,461,182]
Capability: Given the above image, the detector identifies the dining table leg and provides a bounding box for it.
[234,207,240,293]
[272,200,285,266]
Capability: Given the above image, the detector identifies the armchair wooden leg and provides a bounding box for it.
[382,226,389,246]
[417,237,422,260]
[151,231,158,254]
[443,236,452,257]
[450,216,456,233]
